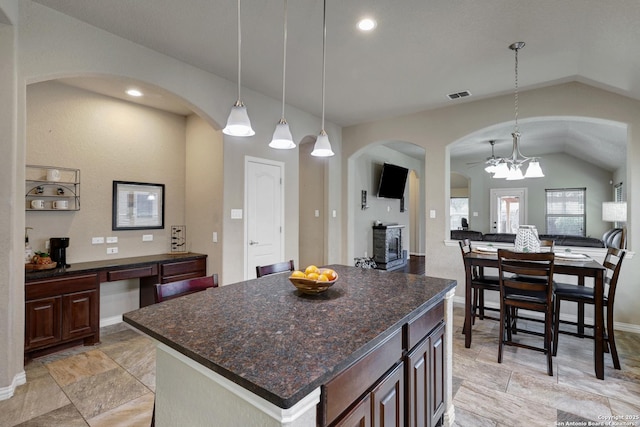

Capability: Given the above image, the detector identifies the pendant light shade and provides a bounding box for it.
[311,0,334,157]
[223,0,255,137]
[269,0,295,149]
[524,159,544,178]
[269,118,295,149]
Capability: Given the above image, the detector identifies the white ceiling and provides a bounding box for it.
[34,0,637,170]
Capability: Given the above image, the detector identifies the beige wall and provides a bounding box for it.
[26,81,188,260]
[343,82,639,328]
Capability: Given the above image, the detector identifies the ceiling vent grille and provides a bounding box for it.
[447,90,471,100]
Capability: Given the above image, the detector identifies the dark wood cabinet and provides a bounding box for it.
[325,301,445,427]
[25,274,99,356]
[406,322,445,427]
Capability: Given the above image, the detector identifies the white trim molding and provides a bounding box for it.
[0,371,26,401]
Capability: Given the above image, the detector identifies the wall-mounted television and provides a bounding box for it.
[377,162,409,199]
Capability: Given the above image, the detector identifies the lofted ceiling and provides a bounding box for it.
[33,0,637,170]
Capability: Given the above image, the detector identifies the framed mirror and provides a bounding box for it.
[112,181,165,230]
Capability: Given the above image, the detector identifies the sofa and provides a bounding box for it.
[450,229,619,248]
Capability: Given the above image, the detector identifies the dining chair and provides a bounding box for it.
[539,239,555,252]
[459,239,500,324]
[154,274,219,303]
[256,260,295,278]
[552,247,626,369]
[497,249,555,376]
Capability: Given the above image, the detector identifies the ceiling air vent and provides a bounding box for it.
[447,90,471,100]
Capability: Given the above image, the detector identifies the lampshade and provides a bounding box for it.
[311,130,334,157]
[269,118,295,149]
[492,161,510,179]
[223,101,255,136]
[602,201,627,222]
[524,159,544,178]
[506,165,524,180]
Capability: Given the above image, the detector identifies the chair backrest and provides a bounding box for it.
[497,250,555,301]
[154,274,219,303]
[539,239,555,252]
[603,247,626,304]
[256,260,295,278]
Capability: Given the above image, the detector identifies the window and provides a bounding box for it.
[614,182,624,202]
[450,197,469,230]
[545,188,586,236]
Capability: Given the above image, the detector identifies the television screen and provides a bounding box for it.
[377,163,409,199]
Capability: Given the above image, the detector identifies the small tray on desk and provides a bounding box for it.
[25,262,58,271]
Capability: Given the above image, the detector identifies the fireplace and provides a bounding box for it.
[372,224,407,271]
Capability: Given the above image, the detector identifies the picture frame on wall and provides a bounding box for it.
[112,181,165,230]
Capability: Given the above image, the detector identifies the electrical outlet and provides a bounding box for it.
[142,234,153,242]
[107,247,118,254]
[106,236,118,243]
[92,237,104,244]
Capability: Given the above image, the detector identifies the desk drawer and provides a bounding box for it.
[161,258,206,279]
[406,300,444,351]
[107,265,158,281]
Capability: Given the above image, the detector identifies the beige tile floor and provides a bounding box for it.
[1,305,639,426]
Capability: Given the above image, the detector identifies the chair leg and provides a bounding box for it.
[498,300,505,364]
[552,298,560,356]
[545,307,553,376]
[471,288,478,325]
[606,308,621,370]
[151,399,155,427]
[479,289,485,320]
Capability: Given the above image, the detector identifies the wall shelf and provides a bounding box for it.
[26,165,80,211]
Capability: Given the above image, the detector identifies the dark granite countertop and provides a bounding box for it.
[123,264,456,409]
[25,252,206,281]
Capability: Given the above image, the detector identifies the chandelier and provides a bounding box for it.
[490,42,544,180]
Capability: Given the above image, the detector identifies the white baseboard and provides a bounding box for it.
[100,315,123,328]
[0,370,26,401]
[452,297,640,334]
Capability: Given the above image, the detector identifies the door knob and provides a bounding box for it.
[249,240,259,245]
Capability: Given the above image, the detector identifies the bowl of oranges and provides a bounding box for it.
[289,265,338,294]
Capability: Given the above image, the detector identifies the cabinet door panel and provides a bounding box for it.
[372,363,404,427]
[407,336,429,427]
[430,323,445,425]
[25,297,61,350]
[334,394,372,427]
[62,289,97,340]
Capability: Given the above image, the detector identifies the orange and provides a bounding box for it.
[304,265,320,275]
[306,272,319,281]
[321,269,337,281]
[317,274,329,282]
[291,270,306,278]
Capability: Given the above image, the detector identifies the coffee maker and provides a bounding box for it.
[50,237,70,268]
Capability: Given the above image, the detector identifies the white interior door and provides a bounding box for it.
[245,158,284,279]
[489,188,528,233]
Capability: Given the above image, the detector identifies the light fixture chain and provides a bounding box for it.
[281,0,288,118]
[321,0,327,130]
[514,45,519,133]
[237,0,242,100]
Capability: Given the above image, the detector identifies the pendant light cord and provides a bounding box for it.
[321,0,327,130]
[513,45,519,134]
[237,0,242,101]
[281,0,288,119]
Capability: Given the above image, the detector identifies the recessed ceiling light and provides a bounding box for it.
[126,89,143,97]
[357,18,377,32]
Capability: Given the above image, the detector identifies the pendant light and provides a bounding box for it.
[491,42,544,179]
[223,0,255,137]
[269,0,295,149]
[311,0,335,157]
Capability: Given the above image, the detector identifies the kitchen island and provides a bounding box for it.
[124,265,457,426]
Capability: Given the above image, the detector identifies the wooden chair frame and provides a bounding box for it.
[256,260,295,278]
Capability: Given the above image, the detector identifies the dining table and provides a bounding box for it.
[462,248,608,379]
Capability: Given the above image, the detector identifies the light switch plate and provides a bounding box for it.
[92,237,104,244]
[430,209,436,219]
[107,247,118,254]
[142,234,153,242]
[106,236,118,243]
[231,209,243,219]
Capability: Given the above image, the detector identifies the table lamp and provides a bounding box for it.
[602,201,627,248]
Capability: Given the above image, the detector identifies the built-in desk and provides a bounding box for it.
[24,252,206,358]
